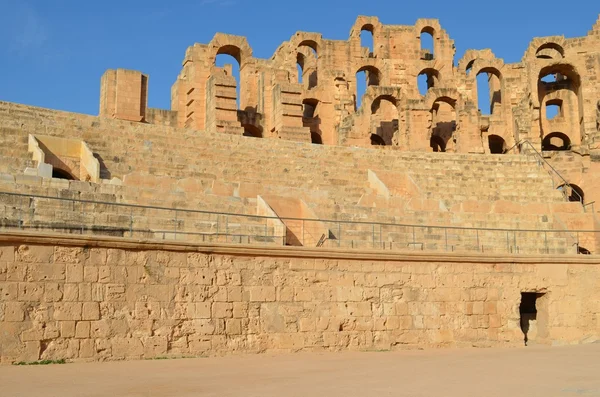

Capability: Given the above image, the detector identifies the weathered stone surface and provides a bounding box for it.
[0,240,598,364]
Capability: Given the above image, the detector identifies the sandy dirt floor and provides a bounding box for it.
[1,344,600,397]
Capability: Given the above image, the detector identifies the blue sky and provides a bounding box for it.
[0,0,598,115]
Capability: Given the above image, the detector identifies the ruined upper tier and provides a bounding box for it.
[98,16,600,156]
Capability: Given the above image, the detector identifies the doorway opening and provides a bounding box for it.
[519,292,546,346]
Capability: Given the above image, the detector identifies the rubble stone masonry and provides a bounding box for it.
[0,233,599,364]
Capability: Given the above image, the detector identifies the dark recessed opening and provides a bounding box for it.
[370,134,385,146]
[520,292,545,346]
[488,135,507,154]
[52,168,75,180]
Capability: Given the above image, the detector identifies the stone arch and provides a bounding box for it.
[370,95,399,146]
[428,94,458,153]
[524,36,567,61]
[470,62,504,116]
[350,16,382,52]
[360,24,375,56]
[488,134,507,154]
[535,43,565,60]
[417,68,440,95]
[557,183,584,203]
[208,34,252,66]
[537,63,583,148]
[370,95,397,114]
[355,65,383,111]
[357,65,382,87]
[419,26,436,60]
[458,49,497,74]
[542,132,571,151]
[423,88,458,110]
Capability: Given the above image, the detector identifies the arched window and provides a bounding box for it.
[476,69,502,115]
[417,69,439,96]
[371,96,398,146]
[298,43,318,88]
[420,27,435,60]
[297,53,305,84]
[355,66,381,110]
[430,98,456,153]
[360,25,375,57]
[216,46,242,109]
[488,135,507,154]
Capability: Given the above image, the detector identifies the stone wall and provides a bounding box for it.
[1,232,599,364]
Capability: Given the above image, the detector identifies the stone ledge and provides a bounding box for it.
[0,230,596,265]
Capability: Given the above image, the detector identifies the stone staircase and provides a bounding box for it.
[0,101,590,254]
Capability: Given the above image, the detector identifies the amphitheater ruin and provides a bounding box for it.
[0,15,600,364]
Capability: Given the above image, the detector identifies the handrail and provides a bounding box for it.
[508,139,584,206]
[0,190,597,234]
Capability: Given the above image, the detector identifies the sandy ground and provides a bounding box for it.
[1,344,600,397]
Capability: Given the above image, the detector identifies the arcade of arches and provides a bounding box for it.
[97,15,600,208]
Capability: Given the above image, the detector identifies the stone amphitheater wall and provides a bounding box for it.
[1,232,599,364]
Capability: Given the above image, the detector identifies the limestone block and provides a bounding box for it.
[53,302,83,321]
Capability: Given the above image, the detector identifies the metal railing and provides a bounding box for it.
[0,191,597,255]
[508,139,584,206]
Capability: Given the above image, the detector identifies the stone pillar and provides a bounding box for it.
[271,83,310,142]
[205,71,244,135]
[99,69,148,122]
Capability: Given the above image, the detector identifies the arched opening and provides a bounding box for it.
[535,43,564,60]
[298,41,318,89]
[52,168,75,180]
[488,135,507,154]
[355,66,381,110]
[430,135,446,152]
[417,68,439,96]
[371,96,398,146]
[420,27,435,60]
[360,25,375,57]
[542,132,571,151]
[311,132,323,144]
[370,134,386,146]
[476,69,502,115]
[302,98,322,142]
[430,98,456,152]
[296,53,305,85]
[242,124,262,138]
[545,99,562,120]
[538,64,582,150]
[557,184,584,203]
[216,47,242,108]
